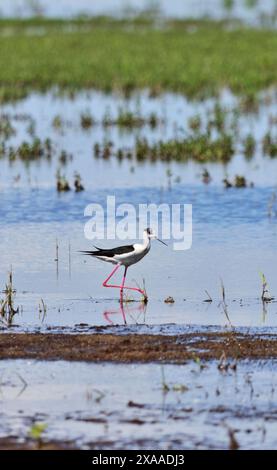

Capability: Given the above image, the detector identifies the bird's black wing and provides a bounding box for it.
[80,244,135,258]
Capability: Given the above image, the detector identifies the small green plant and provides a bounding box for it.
[202,168,212,184]
[0,271,19,327]
[56,169,71,192]
[192,354,206,370]
[188,115,201,133]
[80,111,94,129]
[0,115,16,139]
[52,115,63,129]
[28,422,48,449]
[243,134,255,159]
[262,132,277,158]
[74,172,85,192]
[259,272,274,302]
[234,175,247,188]
[133,278,148,304]
[102,109,161,129]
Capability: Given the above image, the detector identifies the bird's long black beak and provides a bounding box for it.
[156,238,168,246]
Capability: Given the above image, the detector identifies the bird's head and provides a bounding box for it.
[144,227,167,245]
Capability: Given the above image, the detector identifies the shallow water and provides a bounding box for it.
[0,185,276,329]
[0,90,277,331]
[1,89,277,189]
[0,359,276,449]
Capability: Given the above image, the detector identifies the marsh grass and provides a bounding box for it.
[0,271,19,327]
[73,172,84,192]
[262,132,277,157]
[56,170,71,192]
[3,137,53,162]
[80,111,95,129]
[0,18,277,102]
[99,133,235,164]
[102,110,161,129]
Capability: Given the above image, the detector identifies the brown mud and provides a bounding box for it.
[0,438,74,450]
[0,331,276,362]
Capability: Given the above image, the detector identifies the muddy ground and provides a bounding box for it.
[0,331,276,362]
[0,438,72,450]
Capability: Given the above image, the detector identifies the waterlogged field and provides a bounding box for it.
[0,5,277,450]
[0,359,276,450]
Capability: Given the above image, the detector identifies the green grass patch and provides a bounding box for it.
[0,17,276,101]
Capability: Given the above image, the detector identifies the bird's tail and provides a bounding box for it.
[79,246,101,256]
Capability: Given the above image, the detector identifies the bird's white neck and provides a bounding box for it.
[142,231,151,248]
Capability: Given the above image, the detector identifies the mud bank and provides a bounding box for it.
[0,438,73,450]
[0,331,276,362]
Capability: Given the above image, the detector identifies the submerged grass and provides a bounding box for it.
[0,17,276,101]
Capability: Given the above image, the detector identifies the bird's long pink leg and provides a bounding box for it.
[103,265,146,299]
[120,266,146,298]
[102,264,121,290]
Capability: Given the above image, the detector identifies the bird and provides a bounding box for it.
[80,227,167,302]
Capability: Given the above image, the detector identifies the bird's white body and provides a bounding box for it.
[95,231,151,267]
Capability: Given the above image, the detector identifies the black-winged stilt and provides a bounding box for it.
[80,227,167,302]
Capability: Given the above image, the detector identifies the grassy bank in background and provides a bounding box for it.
[0,17,276,102]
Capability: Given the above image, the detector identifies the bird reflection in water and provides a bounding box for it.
[103,300,147,325]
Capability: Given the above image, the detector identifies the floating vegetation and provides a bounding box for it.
[102,110,162,129]
[262,132,277,158]
[202,168,212,184]
[56,171,85,192]
[223,177,233,188]
[3,137,53,162]
[0,271,19,327]
[74,172,85,192]
[56,170,71,192]
[136,133,234,163]
[243,134,256,159]
[80,111,95,129]
[164,296,175,304]
[94,141,113,160]
[94,133,235,164]
[223,175,253,188]
[0,115,16,139]
[52,115,63,130]
[234,175,248,188]
[59,150,73,166]
[188,115,202,133]
[207,103,227,133]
